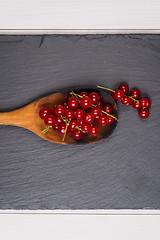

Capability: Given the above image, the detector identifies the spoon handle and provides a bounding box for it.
[0,104,35,130]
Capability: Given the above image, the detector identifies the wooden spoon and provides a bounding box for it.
[0,88,118,144]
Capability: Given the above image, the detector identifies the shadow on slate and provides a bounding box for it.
[0,34,160,210]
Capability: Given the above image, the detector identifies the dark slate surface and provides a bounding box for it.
[0,35,160,210]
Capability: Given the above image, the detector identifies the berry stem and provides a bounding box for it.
[41,126,52,133]
[97,85,115,93]
[101,110,118,121]
[62,123,69,141]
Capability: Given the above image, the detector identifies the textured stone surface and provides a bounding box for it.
[0,35,160,209]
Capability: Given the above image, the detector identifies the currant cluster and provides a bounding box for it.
[98,84,151,119]
[39,91,116,141]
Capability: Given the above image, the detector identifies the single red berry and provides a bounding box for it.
[139,98,151,108]
[80,97,92,109]
[52,124,59,130]
[80,92,89,97]
[96,100,104,109]
[65,109,74,120]
[81,122,91,133]
[67,94,73,101]
[63,102,69,109]
[103,104,112,114]
[114,90,124,100]
[118,84,129,94]
[75,109,85,120]
[111,92,118,101]
[72,130,83,140]
[90,107,101,118]
[44,115,57,126]
[89,125,99,136]
[84,113,95,124]
[138,108,150,119]
[69,119,78,131]
[54,105,66,116]
[77,119,84,126]
[108,116,114,124]
[56,116,64,124]
[58,123,70,136]
[89,92,100,104]
[130,89,140,99]
[121,96,133,106]
[132,101,141,110]
[68,97,79,109]
[39,106,52,119]
[98,114,109,126]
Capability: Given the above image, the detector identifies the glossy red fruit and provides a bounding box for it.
[63,102,69,109]
[39,106,52,119]
[121,96,133,106]
[44,115,57,126]
[114,90,124,100]
[54,105,66,116]
[75,109,85,120]
[81,122,91,133]
[138,108,150,119]
[68,97,79,109]
[77,119,84,126]
[84,113,95,124]
[80,97,92,109]
[111,92,118,101]
[139,98,151,108]
[132,101,141,110]
[130,89,140,99]
[103,104,112,114]
[72,130,83,140]
[89,92,100,104]
[69,119,78,131]
[52,124,59,130]
[118,84,129,94]
[56,116,64,124]
[89,125,99,136]
[96,100,104,109]
[90,107,101,118]
[67,94,73,101]
[108,116,114,124]
[58,123,70,136]
[98,114,109,126]
[65,109,74,120]
[80,92,89,97]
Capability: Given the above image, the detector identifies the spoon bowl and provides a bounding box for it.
[0,88,118,144]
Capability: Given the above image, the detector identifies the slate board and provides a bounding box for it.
[0,35,160,210]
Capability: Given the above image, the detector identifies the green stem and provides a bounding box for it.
[41,126,52,133]
[97,85,115,93]
[62,123,69,142]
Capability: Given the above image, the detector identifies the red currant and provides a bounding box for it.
[132,101,141,110]
[84,113,95,124]
[75,109,85,120]
[138,108,149,119]
[72,130,83,140]
[89,92,100,104]
[44,115,57,126]
[114,90,124,100]
[54,105,66,116]
[118,84,129,94]
[80,97,92,109]
[130,89,140,99]
[111,92,118,101]
[58,123,70,136]
[98,114,109,126]
[108,116,114,124]
[52,124,59,130]
[67,94,73,101]
[139,98,151,108]
[121,96,133,106]
[39,106,52,119]
[103,104,112,114]
[90,107,101,118]
[63,102,69,109]
[56,116,64,124]
[65,109,74,120]
[96,100,104,109]
[69,120,78,131]
[77,119,84,126]
[80,92,88,97]
[89,125,99,136]
[68,97,79,109]
[81,122,91,133]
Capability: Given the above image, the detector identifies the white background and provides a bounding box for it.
[0,0,160,239]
